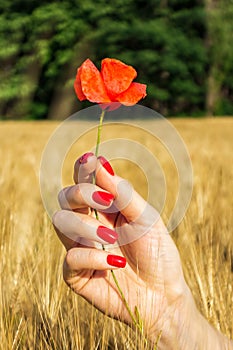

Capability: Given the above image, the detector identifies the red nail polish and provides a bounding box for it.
[79,152,94,164]
[107,255,126,268]
[97,226,118,244]
[92,191,114,206]
[98,156,114,176]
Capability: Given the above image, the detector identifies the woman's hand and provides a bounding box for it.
[53,153,233,349]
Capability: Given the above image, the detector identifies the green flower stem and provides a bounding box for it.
[110,266,139,329]
[95,109,105,157]
[92,109,105,220]
[93,108,141,332]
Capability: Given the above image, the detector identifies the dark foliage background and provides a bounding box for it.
[0,0,232,119]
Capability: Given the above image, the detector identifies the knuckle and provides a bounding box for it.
[73,184,81,199]
[52,210,66,229]
[116,179,133,201]
[86,249,98,267]
[65,248,77,269]
[58,186,71,207]
[87,248,94,262]
[58,189,65,206]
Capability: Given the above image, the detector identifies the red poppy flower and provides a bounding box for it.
[74,58,147,106]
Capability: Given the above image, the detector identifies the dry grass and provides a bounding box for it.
[0,118,232,349]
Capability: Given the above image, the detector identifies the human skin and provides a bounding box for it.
[53,153,233,349]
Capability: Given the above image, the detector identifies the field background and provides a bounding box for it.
[0,118,232,349]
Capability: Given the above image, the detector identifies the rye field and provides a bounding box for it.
[0,118,232,349]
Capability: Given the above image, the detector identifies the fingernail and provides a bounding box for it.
[107,255,126,268]
[79,152,94,164]
[98,156,114,176]
[92,191,114,206]
[97,226,118,244]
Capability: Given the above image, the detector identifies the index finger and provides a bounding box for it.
[73,152,97,184]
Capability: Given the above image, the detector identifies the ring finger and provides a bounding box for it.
[58,183,115,213]
[53,209,118,250]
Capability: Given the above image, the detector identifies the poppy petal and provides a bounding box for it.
[74,66,86,101]
[116,82,147,106]
[101,58,137,98]
[80,59,110,103]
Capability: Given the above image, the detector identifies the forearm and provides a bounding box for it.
[147,290,233,350]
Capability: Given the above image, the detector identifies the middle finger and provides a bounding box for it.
[58,183,115,212]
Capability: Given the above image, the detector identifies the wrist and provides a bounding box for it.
[143,286,197,349]
[157,288,199,350]
[146,286,232,350]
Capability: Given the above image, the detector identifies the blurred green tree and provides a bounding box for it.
[0,1,90,119]
[90,0,207,116]
[0,0,232,119]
